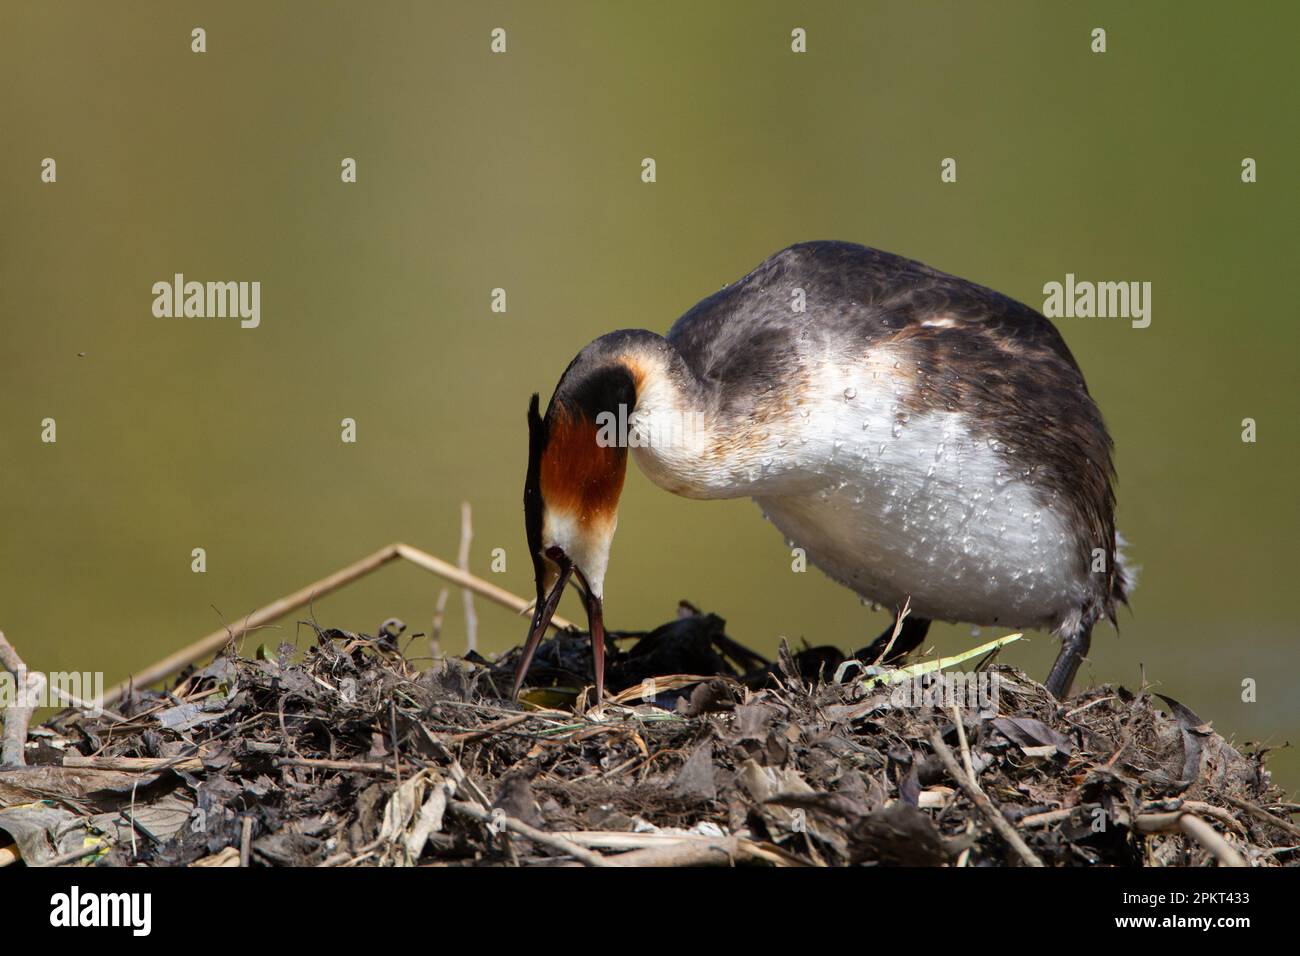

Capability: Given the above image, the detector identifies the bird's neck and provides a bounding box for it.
[556,329,819,501]
[586,334,811,501]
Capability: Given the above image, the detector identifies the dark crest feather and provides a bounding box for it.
[523,393,547,598]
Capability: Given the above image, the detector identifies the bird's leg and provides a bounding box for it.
[585,592,606,707]
[1044,624,1092,699]
[855,614,932,664]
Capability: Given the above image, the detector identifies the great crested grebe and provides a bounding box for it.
[514,241,1130,704]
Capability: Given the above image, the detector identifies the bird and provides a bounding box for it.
[513,241,1130,705]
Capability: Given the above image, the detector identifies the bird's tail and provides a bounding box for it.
[1112,530,1138,608]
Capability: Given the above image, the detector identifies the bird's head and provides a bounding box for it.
[513,353,640,701]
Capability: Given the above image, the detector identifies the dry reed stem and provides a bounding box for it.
[101,542,574,708]
[929,725,1045,867]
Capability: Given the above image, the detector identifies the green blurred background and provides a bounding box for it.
[2,2,1296,791]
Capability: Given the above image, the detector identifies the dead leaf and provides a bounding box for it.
[673,741,717,801]
[992,716,1073,757]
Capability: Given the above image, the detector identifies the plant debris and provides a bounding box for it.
[1,607,1294,867]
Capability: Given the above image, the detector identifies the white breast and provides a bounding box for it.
[631,349,1092,632]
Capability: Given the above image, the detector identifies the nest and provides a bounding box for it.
[1,609,1294,868]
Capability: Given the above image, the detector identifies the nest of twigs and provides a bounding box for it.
[1,608,1294,867]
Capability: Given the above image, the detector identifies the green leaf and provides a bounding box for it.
[860,632,1024,688]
